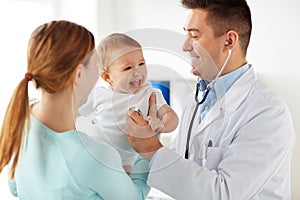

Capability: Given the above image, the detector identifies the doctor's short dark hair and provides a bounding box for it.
[181,0,252,54]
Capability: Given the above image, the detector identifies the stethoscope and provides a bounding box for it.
[184,45,232,159]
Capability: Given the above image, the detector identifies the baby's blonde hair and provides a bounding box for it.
[97,33,142,72]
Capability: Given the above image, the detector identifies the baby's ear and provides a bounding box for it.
[101,71,111,84]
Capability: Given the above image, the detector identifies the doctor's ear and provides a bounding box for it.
[225,30,239,49]
[101,71,112,85]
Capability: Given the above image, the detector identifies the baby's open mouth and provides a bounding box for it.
[129,79,142,87]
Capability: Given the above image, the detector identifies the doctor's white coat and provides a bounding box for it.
[147,66,295,200]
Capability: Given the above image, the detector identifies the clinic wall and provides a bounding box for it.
[96,0,300,199]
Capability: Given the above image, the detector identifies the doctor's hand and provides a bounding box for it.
[126,93,163,161]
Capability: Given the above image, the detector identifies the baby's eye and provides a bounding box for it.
[124,66,133,71]
[138,62,145,66]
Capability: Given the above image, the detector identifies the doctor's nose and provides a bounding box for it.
[182,37,193,52]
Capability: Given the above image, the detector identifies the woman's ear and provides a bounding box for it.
[74,64,84,85]
[101,71,112,85]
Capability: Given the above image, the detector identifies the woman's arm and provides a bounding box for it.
[77,134,150,200]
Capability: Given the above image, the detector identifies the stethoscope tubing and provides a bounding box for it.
[184,86,210,159]
[184,47,231,159]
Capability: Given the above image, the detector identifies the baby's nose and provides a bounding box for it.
[132,69,141,76]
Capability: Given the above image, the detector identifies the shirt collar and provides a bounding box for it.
[213,63,250,99]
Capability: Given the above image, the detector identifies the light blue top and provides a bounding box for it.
[200,63,250,121]
[8,115,150,200]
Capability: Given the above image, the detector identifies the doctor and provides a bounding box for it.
[126,0,296,199]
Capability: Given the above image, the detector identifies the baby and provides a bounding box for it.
[78,33,178,173]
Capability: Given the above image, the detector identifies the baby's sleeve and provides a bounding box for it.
[153,89,167,109]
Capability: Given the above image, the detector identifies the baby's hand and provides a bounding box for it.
[147,116,164,133]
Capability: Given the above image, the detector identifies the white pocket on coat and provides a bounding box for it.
[205,147,226,170]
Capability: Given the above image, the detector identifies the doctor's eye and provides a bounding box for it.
[185,33,199,41]
[191,35,199,41]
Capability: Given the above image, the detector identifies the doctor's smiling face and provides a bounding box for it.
[101,48,147,94]
[183,9,228,81]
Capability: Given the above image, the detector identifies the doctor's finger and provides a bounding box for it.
[127,109,148,126]
[126,116,139,137]
[148,92,157,118]
[126,116,155,138]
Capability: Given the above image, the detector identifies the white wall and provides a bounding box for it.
[0,0,299,199]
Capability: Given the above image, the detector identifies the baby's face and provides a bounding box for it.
[106,49,147,94]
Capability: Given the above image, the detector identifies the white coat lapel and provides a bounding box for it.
[224,66,257,112]
[191,66,257,141]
